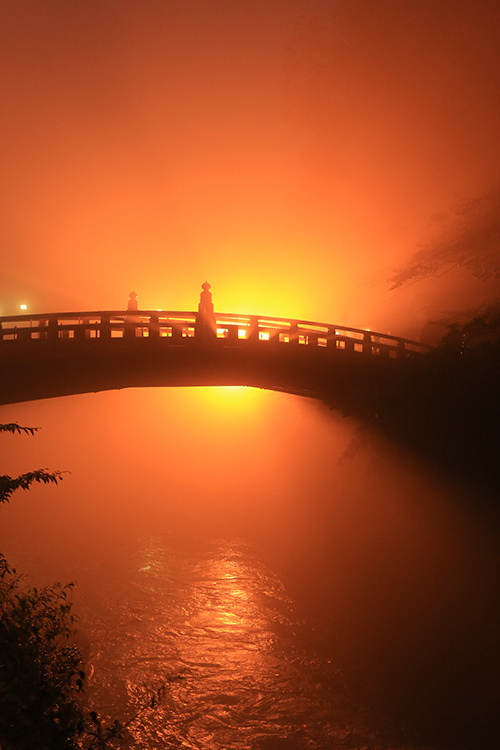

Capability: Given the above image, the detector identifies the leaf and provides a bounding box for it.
[0,469,68,503]
[0,422,40,436]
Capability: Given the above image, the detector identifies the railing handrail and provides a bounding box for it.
[0,309,432,351]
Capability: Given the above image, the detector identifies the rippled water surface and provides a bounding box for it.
[2,391,498,749]
[74,534,388,750]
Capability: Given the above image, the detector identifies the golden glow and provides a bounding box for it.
[181,386,266,426]
[194,385,258,407]
[0,3,498,336]
[298,323,329,333]
[1,3,498,737]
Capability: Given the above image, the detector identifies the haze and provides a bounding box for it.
[2,0,500,330]
[1,2,500,748]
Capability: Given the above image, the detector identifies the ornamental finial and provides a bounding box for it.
[198,281,214,314]
[127,291,138,310]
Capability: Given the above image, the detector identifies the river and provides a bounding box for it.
[4,525,401,750]
[75,532,392,749]
[1,388,499,749]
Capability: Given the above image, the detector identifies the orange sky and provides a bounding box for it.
[1,0,500,338]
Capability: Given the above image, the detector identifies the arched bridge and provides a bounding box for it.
[0,285,431,406]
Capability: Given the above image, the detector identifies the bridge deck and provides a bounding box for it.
[0,310,432,405]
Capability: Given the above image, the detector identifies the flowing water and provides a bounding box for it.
[67,532,391,750]
[3,479,499,750]
[1,390,499,749]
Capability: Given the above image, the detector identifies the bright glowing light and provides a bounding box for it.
[189,385,263,415]
[20,304,27,310]
[259,331,270,341]
[237,328,247,338]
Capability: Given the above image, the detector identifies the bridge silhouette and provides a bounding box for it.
[0,284,431,406]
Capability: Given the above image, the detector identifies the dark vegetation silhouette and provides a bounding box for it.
[0,424,157,749]
[0,421,65,502]
[389,188,500,289]
[325,300,500,501]
[384,186,500,494]
[315,306,500,750]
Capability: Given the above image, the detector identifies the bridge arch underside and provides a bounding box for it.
[0,340,401,409]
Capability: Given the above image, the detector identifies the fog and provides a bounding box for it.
[1,388,499,746]
[1,0,500,334]
[1,1,500,746]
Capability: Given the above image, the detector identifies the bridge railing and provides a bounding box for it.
[0,310,432,359]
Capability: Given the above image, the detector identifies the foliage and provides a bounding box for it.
[0,422,65,505]
[437,298,500,353]
[0,554,86,749]
[389,187,500,289]
[86,714,125,750]
[323,313,500,495]
[0,554,138,749]
[0,468,65,504]
[0,423,170,749]
[0,424,87,748]
[0,423,39,436]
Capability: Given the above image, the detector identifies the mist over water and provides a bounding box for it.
[1,388,499,748]
[2,1,500,745]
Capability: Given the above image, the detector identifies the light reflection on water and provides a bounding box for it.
[78,534,383,750]
[1,391,498,748]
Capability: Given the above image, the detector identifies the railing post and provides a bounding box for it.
[127,291,139,310]
[327,327,337,351]
[74,320,85,341]
[171,324,182,339]
[289,322,299,345]
[17,327,30,342]
[47,316,58,342]
[247,316,259,343]
[100,314,110,340]
[148,313,159,338]
[124,321,135,339]
[227,325,239,342]
[196,282,216,342]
